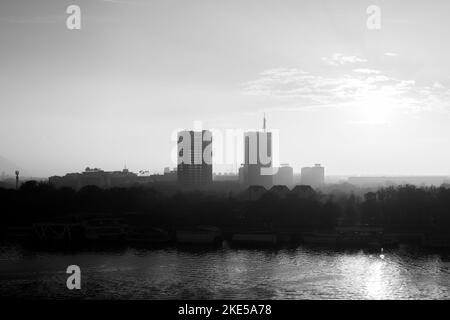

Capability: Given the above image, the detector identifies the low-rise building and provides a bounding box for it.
[49,167,140,190]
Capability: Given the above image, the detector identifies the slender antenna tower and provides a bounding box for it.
[15,170,19,190]
[263,113,266,132]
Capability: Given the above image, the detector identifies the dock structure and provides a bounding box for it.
[33,222,83,242]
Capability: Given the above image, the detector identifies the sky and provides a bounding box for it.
[1,0,450,177]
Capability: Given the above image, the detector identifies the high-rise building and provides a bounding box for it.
[274,164,293,187]
[241,115,273,189]
[177,130,213,187]
[300,164,325,188]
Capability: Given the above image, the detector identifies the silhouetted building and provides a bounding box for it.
[148,168,177,182]
[213,172,239,182]
[49,167,139,190]
[273,164,293,186]
[240,185,267,201]
[300,164,325,188]
[347,176,449,187]
[269,185,290,198]
[238,164,245,185]
[177,130,212,187]
[241,116,273,189]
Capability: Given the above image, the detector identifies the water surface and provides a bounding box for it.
[1,244,449,299]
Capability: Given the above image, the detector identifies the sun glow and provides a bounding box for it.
[357,92,396,124]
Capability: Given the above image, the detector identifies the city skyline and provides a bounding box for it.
[2,0,450,177]
[2,1,450,303]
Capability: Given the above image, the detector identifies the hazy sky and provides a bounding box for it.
[1,0,450,177]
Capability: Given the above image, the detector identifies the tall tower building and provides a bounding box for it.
[300,164,325,188]
[274,164,294,187]
[241,115,273,189]
[177,130,213,188]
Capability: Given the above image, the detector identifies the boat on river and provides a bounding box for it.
[303,225,395,248]
[84,218,128,242]
[175,226,222,245]
[230,232,278,247]
[127,226,170,244]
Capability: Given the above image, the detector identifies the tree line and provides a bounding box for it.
[1,181,450,234]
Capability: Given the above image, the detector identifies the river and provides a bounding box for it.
[0,244,449,299]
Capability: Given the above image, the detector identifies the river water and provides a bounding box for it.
[0,244,449,299]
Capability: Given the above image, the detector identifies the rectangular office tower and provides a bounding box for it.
[274,164,294,187]
[241,130,273,189]
[300,164,325,188]
[177,130,213,187]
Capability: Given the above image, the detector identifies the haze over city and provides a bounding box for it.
[3,0,450,304]
[1,0,450,177]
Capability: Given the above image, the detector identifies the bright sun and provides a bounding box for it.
[357,92,395,124]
